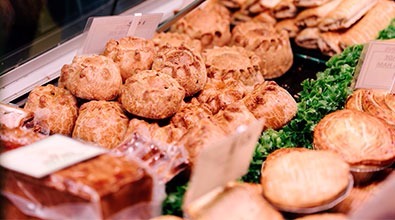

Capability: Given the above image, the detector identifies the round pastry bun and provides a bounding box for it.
[103,36,156,81]
[152,32,202,53]
[261,148,350,211]
[59,55,122,101]
[152,45,207,97]
[314,109,395,167]
[203,46,264,86]
[72,101,129,149]
[24,84,78,136]
[243,81,297,130]
[120,70,185,119]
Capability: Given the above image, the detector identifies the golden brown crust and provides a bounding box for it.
[345,89,365,112]
[231,21,293,79]
[24,85,78,136]
[103,36,155,81]
[203,46,264,86]
[362,89,395,127]
[261,148,350,209]
[59,55,122,101]
[170,100,213,130]
[72,101,129,149]
[197,78,250,114]
[313,109,395,166]
[213,101,257,134]
[170,2,231,49]
[243,81,297,129]
[120,70,185,119]
[152,32,202,54]
[0,125,47,152]
[152,46,207,97]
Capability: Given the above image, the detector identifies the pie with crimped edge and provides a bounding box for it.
[314,109,395,168]
[261,148,350,210]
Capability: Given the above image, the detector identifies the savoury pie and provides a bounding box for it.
[103,36,156,81]
[152,32,202,53]
[72,101,129,149]
[261,148,350,210]
[243,81,297,130]
[120,70,185,119]
[345,89,395,127]
[314,109,395,167]
[24,84,78,136]
[152,45,207,97]
[59,55,122,101]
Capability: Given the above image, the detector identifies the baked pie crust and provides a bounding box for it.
[314,109,395,167]
[261,148,350,210]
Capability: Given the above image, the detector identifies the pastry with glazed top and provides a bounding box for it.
[314,109,395,167]
[318,0,378,31]
[213,101,258,134]
[59,55,122,101]
[72,101,129,149]
[243,81,297,130]
[152,32,202,53]
[345,89,395,127]
[103,36,155,81]
[295,28,320,49]
[24,85,78,136]
[231,21,293,79]
[120,70,185,119]
[261,148,351,211]
[152,46,207,97]
[295,0,342,28]
[170,2,231,49]
[197,78,250,114]
[218,0,247,10]
[272,0,297,19]
[170,100,213,130]
[275,18,300,38]
[186,182,284,220]
[3,154,154,219]
[203,46,264,86]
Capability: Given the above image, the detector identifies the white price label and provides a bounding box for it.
[0,135,107,178]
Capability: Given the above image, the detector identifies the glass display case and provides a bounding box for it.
[0,0,200,104]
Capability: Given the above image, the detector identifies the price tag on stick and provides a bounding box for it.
[183,119,265,208]
[78,13,163,55]
[355,40,395,93]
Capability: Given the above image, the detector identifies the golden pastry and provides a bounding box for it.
[203,46,264,86]
[314,109,395,167]
[152,32,202,53]
[231,21,293,79]
[261,148,350,210]
[59,55,122,101]
[24,85,78,136]
[295,213,349,220]
[120,70,185,119]
[170,2,231,49]
[275,18,300,38]
[72,101,129,149]
[170,100,213,130]
[243,81,297,130]
[103,36,155,81]
[152,45,207,97]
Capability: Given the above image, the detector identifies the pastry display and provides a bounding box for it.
[120,70,185,119]
[275,18,300,38]
[295,27,320,49]
[203,46,264,86]
[345,89,395,127]
[231,21,293,79]
[59,55,122,100]
[72,101,129,149]
[103,36,156,81]
[186,182,284,220]
[272,0,297,19]
[3,154,155,219]
[170,2,231,49]
[314,109,395,167]
[170,100,213,130]
[152,32,202,54]
[24,85,78,136]
[197,78,249,114]
[318,0,378,31]
[152,45,207,97]
[243,81,297,130]
[261,148,351,211]
[295,0,342,28]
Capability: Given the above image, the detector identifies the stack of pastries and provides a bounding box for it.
[215,0,395,56]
